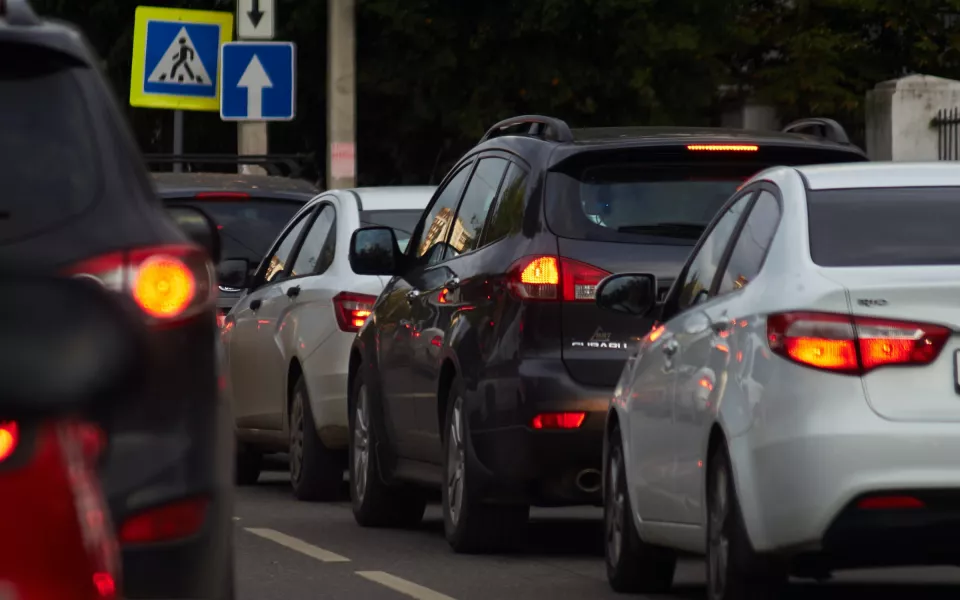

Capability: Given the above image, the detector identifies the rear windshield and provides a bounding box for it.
[0,46,98,243]
[164,198,302,264]
[808,187,960,266]
[546,146,864,244]
[360,209,422,252]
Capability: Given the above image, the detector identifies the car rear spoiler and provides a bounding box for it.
[144,153,316,179]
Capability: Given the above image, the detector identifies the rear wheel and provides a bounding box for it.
[289,376,344,501]
[605,425,676,593]
[706,444,787,600]
[442,378,529,553]
[235,445,261,486]
[349,370,427,527]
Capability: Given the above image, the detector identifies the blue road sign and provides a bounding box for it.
[220,42,296,122]
[130,7,233,111]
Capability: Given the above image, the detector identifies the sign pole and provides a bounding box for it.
[327,0,356,189]
[236,0,276,175]
[173,109,184,173]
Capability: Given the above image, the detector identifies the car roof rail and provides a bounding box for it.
[143,153,315,178]
[480,115,575,143]
[781,118,851,145]
[1,0,42,26]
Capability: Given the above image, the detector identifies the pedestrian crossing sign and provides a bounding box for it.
[129,6,234,112]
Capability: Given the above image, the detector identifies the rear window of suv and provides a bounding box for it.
[546,145,863,245]
[0,45,98,243]
[808,187,960,266]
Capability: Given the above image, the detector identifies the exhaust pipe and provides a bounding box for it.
[575,468,602,494]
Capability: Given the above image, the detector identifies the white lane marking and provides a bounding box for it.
[244,527,351,563]
[356,571,457,600]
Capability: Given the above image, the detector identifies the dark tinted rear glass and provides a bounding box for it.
[808,187,960,266]
[166,198,302,264]
[546,145,863,244]
[0,46,97,243]
[360,209,422,253]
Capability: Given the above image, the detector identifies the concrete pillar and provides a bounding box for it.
[865,74,960,161]
[326,0,356,189]
[721,102,780,131]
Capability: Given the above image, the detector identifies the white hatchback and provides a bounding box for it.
[597,163,960,600]
[219,186,434,500]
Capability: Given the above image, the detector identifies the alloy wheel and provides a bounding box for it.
[446,396,465,526]
[353,385,370,503]
[708,464,730,600]
[290,391,305,484]
[606,450,625,567]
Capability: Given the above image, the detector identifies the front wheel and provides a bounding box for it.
[605,424,676,593]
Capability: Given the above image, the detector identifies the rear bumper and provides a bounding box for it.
[469,358,610,506]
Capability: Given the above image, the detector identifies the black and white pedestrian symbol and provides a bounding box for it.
[148,27,213,86]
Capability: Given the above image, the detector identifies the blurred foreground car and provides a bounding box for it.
[599,162,960,600]
[218,186,434,499]
[148,156,320,326]
[0,4,233,598]
[0,276,148,600]
[345,114,867,553]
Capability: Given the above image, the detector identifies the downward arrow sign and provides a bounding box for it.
[247,0,264,28]
[238,55,272,119]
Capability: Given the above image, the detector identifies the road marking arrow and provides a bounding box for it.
[238,54,272,119]
[247,0,264,28]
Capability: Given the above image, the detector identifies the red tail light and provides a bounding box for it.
[532,412,586,429]
[333,292,377,333]
[857,495,925,510]
[64,244,215,325]
[0,421,18,462]
[119,496,209,544]
[507,256,610,302]
[767,312,950,375]
[194,191,249,200]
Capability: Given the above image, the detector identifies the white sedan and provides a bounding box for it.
[596,162,960,600]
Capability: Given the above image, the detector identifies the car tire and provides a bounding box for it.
[235,445,262,486]
[349,369,427,527]
[442,376,529,554]
[605,424,676,593]
[706,444,787,600]
[290,376,345,502]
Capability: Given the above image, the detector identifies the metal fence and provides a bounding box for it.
[932,107,960,160]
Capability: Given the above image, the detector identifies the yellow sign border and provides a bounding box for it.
[129,6,234,112]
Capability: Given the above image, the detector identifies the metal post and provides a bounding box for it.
[173,110,184,173]
[326,0,356,189]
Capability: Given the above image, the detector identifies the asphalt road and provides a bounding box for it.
[236,468,960,600]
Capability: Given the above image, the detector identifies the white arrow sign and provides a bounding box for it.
[238,0,275,39]
[238,55,273,119]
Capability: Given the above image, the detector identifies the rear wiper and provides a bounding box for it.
[616,222,706,238]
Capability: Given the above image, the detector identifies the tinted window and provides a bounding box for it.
[360,209,422,253]
[0,47,97,242]
[264,212,310,283]
[482,163,527,245]
[292,205,335,276]
[676,193,752,310]
[413,165,470,264]
[166,199,302,265]
[450,158,509,254]
[717,191,781,294]
[808,188,960,266]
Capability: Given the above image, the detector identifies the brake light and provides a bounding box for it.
[507,256,610,302]
[194,191,249,200]
[118,496,209,544]
[767,312,950,375]
[64,244,215,325]
[686,144,758,152]
[0,422,18,462]
[857,495,924,510]
[532,412,586,429]
[333,292,377,332]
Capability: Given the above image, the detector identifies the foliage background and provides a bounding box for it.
[32,0,960,185]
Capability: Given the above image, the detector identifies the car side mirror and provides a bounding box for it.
[596,273,658,317]
[218,258,254,289]
[349,226,402,276]
[167,205,221,263]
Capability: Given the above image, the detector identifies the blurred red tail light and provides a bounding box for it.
[507,255,610,302]
[64,244,215,326]
[0,422,18,462]
[767,312,950,375]
[532,412,586,429]
[119,496,209,544]
[333,292,377,333]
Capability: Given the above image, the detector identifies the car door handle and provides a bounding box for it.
[286,286,301,298]
[443,276,461,291]
[250,299,262,311]
[662,339,679,356]
[406,289,422,301]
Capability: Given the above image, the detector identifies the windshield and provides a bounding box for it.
[163,198,303,264]
[360,209,422,252]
